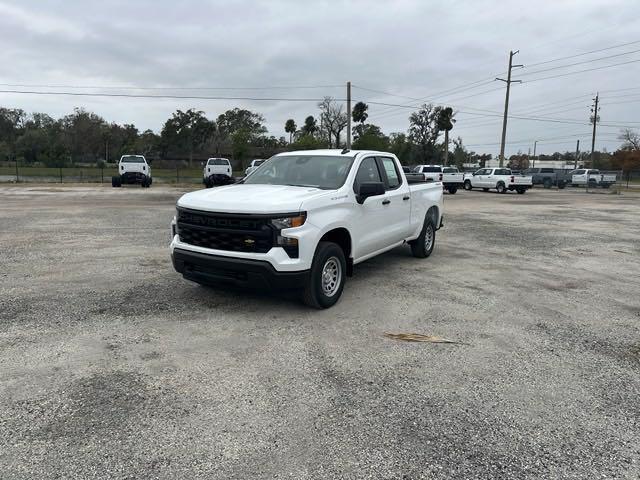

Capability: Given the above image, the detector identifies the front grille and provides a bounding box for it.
[177,208,275,253]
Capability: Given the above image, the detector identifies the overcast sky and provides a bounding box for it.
[1,0,638,156]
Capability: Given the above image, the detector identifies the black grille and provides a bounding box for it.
[177,208,275,253]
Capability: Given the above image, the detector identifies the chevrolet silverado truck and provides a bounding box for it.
[203,158,233,187]
[570,169,616,188]
[413,165,464,194]
[463,167,532,194]
[170,149,444,308]
[244,159,266,176]
[523,167,572,189]
[112,155,152,187]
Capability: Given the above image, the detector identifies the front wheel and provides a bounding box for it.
[447,186,458,194]
[496,182,506,194]
[464,180,472,190]
[303,242,347,309]
[410,216,436,259]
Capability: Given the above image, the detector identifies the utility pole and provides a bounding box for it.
[496,50,523,167]
[574,139,580,169]
[346,81,352,149]
[590,93,599,168]
[532,140,537,168]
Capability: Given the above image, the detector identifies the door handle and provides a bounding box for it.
[402,196,410,201]
[382,199,391,205]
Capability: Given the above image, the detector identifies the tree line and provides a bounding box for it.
[1,99,638,173]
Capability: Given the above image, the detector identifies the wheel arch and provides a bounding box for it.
[319,227,353,276]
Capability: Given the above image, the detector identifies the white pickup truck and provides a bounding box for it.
[171,149,444,308]
[414,165,465,194]
[203,158,233,187]
[112,155,152,187]
[463,167,532,194]
[244,159,266,176]
[570,169,616,188]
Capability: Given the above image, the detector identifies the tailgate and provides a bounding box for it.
[512,176,532,185]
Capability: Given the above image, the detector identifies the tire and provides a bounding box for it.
[302,242,347,309]
[464,180,472,190]
[602,183,610,189]
[496,182,506,194]
[482,188,490,192]
[543,178,552,189]
[410,216,436,259]
[447,186,458,194]
[111,176,121,187]
[516,188,526,194]
[558,182,566,190]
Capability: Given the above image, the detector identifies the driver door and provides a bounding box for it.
[351,156,389,258]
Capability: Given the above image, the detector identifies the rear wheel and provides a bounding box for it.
[303,242,346,309]
[543,178,552,189]
[558,181,566,189]
[111,176,121,187]
[496,182,506,194]
[464,180,472,190]
[410,216,436,259]
[516,188,526,194]
[447,186,458,194]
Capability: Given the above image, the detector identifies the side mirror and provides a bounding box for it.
[356,182,385,204]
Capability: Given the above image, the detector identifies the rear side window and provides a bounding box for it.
[443,167,458,173]
[353,157,382,192]
[121,156,145,163]
[380,157,401,189]
[208,159,229,166]
[541,168,555,173]
[421,166,442,173]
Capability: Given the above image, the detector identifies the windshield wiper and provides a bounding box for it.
[284,183,320,188]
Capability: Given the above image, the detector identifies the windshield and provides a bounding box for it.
[243,155,354,190]
[208,159,229,165]
[121,156,145,163]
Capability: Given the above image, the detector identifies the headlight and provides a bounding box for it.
[270,214,306,230]
[271,213,306,258]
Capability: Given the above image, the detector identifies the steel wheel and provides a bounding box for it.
[321,256,342,297]
[424,223,434,251]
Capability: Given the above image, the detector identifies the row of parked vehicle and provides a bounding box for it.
[518,167,616,189]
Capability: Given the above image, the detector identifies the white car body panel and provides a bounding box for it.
[571,169,616,185]
[119,155,150,176]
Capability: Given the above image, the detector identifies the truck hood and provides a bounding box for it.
[177,184,328,214]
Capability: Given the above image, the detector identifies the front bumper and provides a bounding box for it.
[172,248,310,290]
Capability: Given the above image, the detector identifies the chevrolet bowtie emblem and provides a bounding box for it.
[244,238,255,245]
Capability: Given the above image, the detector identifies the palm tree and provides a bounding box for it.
[352,102,368,139]
[284,119,297,143]
[437,107,456,166]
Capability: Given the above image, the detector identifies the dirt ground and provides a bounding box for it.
[1,184,639,479]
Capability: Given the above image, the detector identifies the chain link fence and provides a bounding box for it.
[0,165,244,184]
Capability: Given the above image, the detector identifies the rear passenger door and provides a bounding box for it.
[378,156,412,243]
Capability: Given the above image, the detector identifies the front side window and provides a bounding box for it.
[353,157,382,193]
[243,155,354,190]
[380,157,401,189]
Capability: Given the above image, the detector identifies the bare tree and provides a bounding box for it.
[618,128,640,151]
[318,97,348,148]
[409,103,442,162]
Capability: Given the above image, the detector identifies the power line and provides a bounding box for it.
[525,39,640,68]
[518,48,640,77]
[0,82,344,91]
[0,89,345,103]
[523,58,640,83]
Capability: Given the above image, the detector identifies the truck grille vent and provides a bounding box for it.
[176,208,274,253]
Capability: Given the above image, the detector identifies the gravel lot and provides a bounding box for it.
[1,184,639,479]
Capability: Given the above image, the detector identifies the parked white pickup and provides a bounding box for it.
[463,167,532,194]
[570,169,616,188]
[413,165,465,194]
[171,150,444,308]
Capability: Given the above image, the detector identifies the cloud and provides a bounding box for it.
[0,0,637,155]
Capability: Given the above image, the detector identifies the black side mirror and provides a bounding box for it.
[356,182,385,204]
